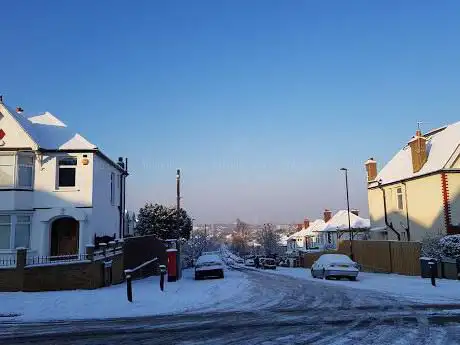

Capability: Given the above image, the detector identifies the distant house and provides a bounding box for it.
[286,218,328,253]
[314,209,370,248]
[0,98,128,258]
[366,122,460,241]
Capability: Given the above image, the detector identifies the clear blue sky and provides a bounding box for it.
[2,1,460,223]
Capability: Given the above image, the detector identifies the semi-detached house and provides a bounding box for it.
[366,122,460,242]
[0,98,128,259]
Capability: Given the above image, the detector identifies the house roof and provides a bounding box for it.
[287,219,326,239]
[1,102,127,172]
[4,105,97,150]
[319,210,370,232]
[374,121,460,186]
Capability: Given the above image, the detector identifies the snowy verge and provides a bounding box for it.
[0,268,251,322]
[232,264,460,304]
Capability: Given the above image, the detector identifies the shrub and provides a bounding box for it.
[439,235,460,259]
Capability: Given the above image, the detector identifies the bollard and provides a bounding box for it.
[159,264,166,291]
[429,261,436,287]
[126,274,133,302]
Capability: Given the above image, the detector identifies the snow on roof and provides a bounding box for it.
[4,104,96,150]
[319,210,370,232]
[287,219,326,239]
[375,121,460,185]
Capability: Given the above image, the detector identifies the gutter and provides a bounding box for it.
[378,182,401,241]
[401,181,411,241]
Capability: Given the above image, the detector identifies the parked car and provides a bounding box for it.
[311,254,359,281]
[260,257,276,270]
[195,254,225,280]
[235,257,244,264]
[245,258,255,266]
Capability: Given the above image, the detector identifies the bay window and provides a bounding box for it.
[0,215,31,249]
[0,153,35,189]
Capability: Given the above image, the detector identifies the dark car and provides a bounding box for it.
[195,254,225,280]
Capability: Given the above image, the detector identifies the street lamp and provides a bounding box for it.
[340,168,354,261]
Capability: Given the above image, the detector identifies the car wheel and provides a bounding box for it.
[220,271,225,279]
[322,268,326,279]
[311,269,315,278]
[195,273,201,280]
[349,276,356,281]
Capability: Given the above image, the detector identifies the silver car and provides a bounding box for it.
[311,254,359,281]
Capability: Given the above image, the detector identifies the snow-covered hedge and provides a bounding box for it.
[439,235,460,259]
[421,234,460,260]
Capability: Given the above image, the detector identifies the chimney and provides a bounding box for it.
[297,223,302,230]
[16,107,24,114]
[408,130,427,173]
[365,158,377,181]
[351,209,359,216]
[303,218,310,229]
[117,157,125,169]
[323,209,332,223]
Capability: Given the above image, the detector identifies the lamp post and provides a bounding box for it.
[340,168,354,261]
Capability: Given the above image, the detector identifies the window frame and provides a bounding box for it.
[57,156,78,189]
[0,214,32,251]
[396,187,404,211]
[0,152,35,190]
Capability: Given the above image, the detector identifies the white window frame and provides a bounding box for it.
[0,214,32,251]
[396,187,404,211]
[57,156,78,189]
[0,152,35,190]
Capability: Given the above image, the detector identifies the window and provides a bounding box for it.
[14,216,31,248]
[0,215,31,249]
[110,172,116,205]
[58,157,77,187]
[0,155,14,188]
[0,215,11,249]
[0,153,34,189]
[18,155,34,188]
[396,187,404,210]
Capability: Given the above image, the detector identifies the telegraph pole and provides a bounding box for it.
[176,169,182,280]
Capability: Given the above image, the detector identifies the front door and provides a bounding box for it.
[50,217,79,256]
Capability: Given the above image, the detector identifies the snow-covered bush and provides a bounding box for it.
[439,235,460,259]
[421,234,460,259]
[421,235,444,260]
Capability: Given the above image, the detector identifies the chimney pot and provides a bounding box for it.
[0,95,3,103]
[16,107,24,114]
[416,129,422,137]
[303,218,310,229]
[323,209,332,223]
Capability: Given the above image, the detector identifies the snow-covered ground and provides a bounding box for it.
[0,268,251,322]
[236,264,460,304]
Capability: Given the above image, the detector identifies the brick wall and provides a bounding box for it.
[0,268,22,292]
[23,261,104,292]
[0,244,125,292]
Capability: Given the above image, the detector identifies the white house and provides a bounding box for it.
[314,209,370,249]
[286,219,326,254]
[0,98,128,258]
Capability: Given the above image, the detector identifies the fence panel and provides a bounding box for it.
[390,241,421,276]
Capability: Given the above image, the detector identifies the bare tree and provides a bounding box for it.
[231,219,252,255]
[257,223,281,256]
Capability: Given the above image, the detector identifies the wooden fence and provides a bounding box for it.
[303,240,422,276]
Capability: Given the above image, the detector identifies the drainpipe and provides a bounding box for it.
[401,181,411,241]
[378,181,401,241]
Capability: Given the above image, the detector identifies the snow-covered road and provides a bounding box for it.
[2,266,460,344]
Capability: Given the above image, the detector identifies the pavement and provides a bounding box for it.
[2,266,460,344]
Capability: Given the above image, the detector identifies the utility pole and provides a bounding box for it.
[340,168,354,261]
[176,169,182,280]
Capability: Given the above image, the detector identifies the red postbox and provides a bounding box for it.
[167,248,177,282]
